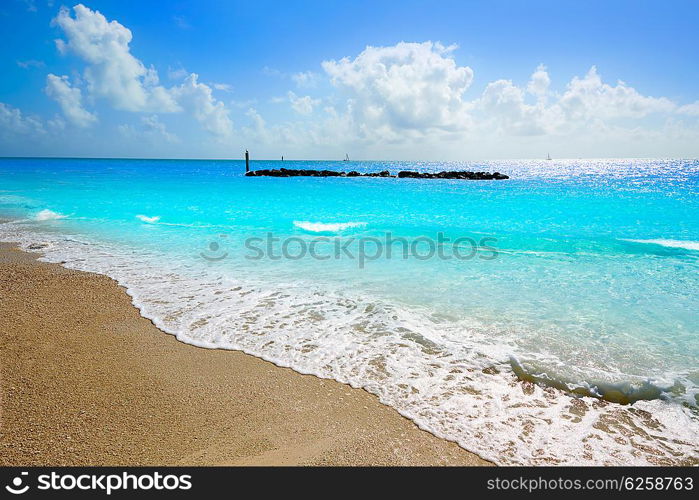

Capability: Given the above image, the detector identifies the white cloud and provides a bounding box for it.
[53,4,179,112]
[44,73,97,127]
[476,79,548,136]
[287,91,319,115]
[230,98,257,108]
[292,71,319,89]
[471,65,679,137]
[167,65,188,81]
[17,59,45,69]
[244,108,269,142]
[240,43,698,158]
[170,74,233,139]
[317,41,688,146]
[0,102,45,137]
[212,83,234,92]
[676,101,699,116]
[323,42,474,140]
[116,123,136,137]
[119,115,177,143]
[141,115,177,142]
[51,4,234,140]
[556,66,675,121]
[527,63,550,97]
[46,115,66,132]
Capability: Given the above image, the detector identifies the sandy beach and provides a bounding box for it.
[0,243,489,466]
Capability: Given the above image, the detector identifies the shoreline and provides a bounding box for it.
[0,243,491,466]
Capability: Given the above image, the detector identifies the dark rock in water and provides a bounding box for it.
[246,168,392,178]
[28,243,48,250]
[398,170,509,180]
[246,168,344,177]
[397,170,421,179]
[362,170,392,177]
[247,167,508,180]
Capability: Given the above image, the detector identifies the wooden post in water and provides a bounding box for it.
[245,149,250,173]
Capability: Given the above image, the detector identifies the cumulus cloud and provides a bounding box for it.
[119,115,177,143]
[292,71,319,89]
[53,4,179,113]
[471,65,678,137]
[170,74,233,139]
[476,79,548,136]
[236,42,698,158]
[556,66,675,120]
[287,91,319,115]
[167,65,188,81]
[44,74,97,127]
[677,101,699,116]
[141,115,177,142]
[527,64,550,97]
[244,108,270,142]
[50,4,233,140]
[314,42,690,147]
[0,102,45,137]
[323,41,474,139]
[6,20,698,158]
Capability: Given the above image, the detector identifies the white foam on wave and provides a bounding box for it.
[1,221,698,466]
[294,221,367,232]
[623,238,699,251]
[136,214,161,224]
[35,209,68,221]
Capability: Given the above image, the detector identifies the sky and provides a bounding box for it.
[1,0,698,160]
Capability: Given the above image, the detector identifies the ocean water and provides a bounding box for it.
[1,157,698,465]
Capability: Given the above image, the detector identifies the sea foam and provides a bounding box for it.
[35,209,68,221]
[622,238,699,251]
[293,221,367,232]
[2,220,697,466]
[136,214,161,224]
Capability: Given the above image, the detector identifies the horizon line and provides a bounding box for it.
[1,156,697,162]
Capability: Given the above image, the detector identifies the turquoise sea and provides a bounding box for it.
[1,157,698,465]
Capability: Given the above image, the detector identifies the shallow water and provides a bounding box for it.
[1,157,697,465]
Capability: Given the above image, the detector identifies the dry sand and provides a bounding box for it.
[0,243,490,466]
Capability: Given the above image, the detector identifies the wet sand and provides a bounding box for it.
[0,243,490,466]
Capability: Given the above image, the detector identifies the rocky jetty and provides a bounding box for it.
[398,170,509,180]
[246,168,508,180]
[246,168,345,177]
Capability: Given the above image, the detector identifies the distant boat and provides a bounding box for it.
[547,153,552,160]
[343,153,350,161]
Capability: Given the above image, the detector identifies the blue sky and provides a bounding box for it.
[1,0,698,159]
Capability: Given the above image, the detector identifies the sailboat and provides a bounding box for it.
[343,153,350,161]
[546,153,552,160]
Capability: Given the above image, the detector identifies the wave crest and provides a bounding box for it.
[136,214,161,224]
[293,221,367,232]
[622,238,699,251]
[35,209,68,221]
